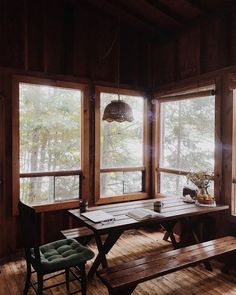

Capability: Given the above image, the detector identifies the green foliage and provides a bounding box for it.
[160,96,215,197]
[100,93,144,196]
[19,84,81,204]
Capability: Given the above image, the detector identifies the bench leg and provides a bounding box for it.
[182,217,212,271]
[222,252,236,273]
[108,285,137,295]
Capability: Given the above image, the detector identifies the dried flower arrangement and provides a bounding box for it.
[186,171,215,205]
[186,171,214,189]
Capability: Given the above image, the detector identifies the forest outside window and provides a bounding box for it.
[155,89,216,198]
[13,77,85,212]
[95,87,149,204]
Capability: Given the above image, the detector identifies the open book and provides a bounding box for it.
[126,208,164,221]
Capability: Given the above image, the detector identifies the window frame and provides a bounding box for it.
[153,83,221,200]
[232,88,236,215]
[12,75,90,214]
[95,86,150,205]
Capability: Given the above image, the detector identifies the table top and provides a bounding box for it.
[69,198,229,234]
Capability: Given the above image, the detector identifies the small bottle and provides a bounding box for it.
[79,199,88,213]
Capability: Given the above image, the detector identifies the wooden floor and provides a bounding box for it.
[1,228,236,295]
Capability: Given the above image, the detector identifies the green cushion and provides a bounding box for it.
[32,239,94,272]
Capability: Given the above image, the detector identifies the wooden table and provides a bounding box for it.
[69,198,229,278]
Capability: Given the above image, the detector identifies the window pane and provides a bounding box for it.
[19,83,81,173]
[160,172,214,198]
[20,175,80,205]
[55,175,80,201]
[101,171,142,197]
[160,96,215,172]
[100,93,144,168]
[160,173,188,198]
[20,177,53,205]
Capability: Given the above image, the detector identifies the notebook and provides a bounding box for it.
[81,210,115,223]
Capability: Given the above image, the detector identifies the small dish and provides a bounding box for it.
[182,195,195,203]
[195,200,216,207]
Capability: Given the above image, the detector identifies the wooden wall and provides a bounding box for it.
[0,0,149,258]
[151,11,235,87]
[151,7,236,234]
[1,0,236,259]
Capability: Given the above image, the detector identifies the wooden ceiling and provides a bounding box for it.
[80,0,234,37]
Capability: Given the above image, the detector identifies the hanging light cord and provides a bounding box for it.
[117,21,120,101]
[99,29,119,62]
[98,18,121,102]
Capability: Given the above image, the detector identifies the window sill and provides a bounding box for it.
[96,192,149,205]
[32,199,80,213]
[156,193,179,198]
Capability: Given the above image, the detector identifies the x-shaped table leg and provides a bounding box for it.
[88,230,123,279]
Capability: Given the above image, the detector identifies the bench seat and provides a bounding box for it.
[61,227,94,243]
[97,236,236,295]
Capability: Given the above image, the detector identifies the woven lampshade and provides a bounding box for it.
[102,99,134,123]
[101,22,134,123]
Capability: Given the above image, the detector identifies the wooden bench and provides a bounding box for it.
[97,236,236,295]
[61,227,94,244]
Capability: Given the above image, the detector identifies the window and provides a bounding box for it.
[232,89,236,215]
[95,87,149,204]
[12,77,87,212]
[155,88,216,198]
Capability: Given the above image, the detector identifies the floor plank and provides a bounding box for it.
[1,229,236,294]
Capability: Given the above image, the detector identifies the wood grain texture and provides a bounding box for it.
[98,236,236,290]
[1,230,236,295]
[69,198,228,234]
[177,26,200,80]
[1,0,236,261]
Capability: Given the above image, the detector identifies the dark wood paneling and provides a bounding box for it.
[120,27,137,85]
[89,12,117,82]
[0,0,25,69]
[200,15,229,73]
[44,0,65,74]
[136,38,149,88]
[73,2,90,78]
[0,0,148,85]
[120,27,149,86]
[177,26,200,80]
[152,12,233,85]
[230,6,236,65]
[0,0,149,258]
[43,210,68,243]
[221,76,233,207]
[27,0,44,72]
[152,40,176,87]
[1,0,235,259]
[0,72,5,257]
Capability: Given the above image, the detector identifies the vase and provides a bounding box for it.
[197,187,208,197]
[197,187,214,204]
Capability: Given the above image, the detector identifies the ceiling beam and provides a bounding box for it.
[144,0,187,25]
[110,0,183,29]
[182,0,208,13]
[80,0,160,37]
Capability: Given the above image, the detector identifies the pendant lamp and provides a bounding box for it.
[102,24,134,123]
